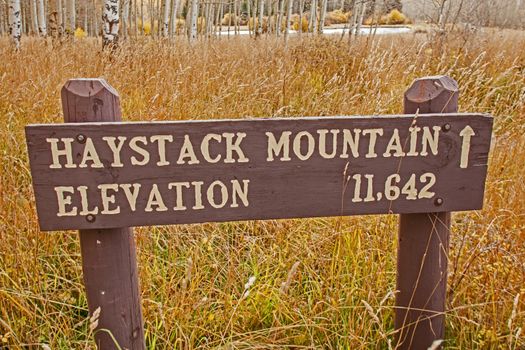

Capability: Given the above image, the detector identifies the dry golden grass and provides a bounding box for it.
[0,32,524,349]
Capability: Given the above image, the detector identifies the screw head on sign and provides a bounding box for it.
[86,214,96,223]
[434,197,444,206]
[442,123,451,132]
[76,134,86,143]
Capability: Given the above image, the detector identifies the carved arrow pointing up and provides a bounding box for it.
[459,125,476,169]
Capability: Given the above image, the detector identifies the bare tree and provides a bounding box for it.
[284,0,292,40]
[103,0,119,47]
[30,0,38,35]
[257,0,264,36]
[188,0,198,41]
[161,0,170,36]
[309,0,317,33]
[67,0,75,32]
[9,0,21,49]
[318,0,327,33]
[37,0,47,35]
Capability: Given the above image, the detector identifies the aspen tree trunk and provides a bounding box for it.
[57,0,63,31]
[169,0,177,35]
[355,0,365,35]
[213,2,220,36]
[251,0,256,36]
[9,0,21,49]
[48,0,59,38]
[339,0,343,10]
[83,1,87,31]
[437,0,448,32]
[149,0,154,35]
[246,0,251,36]
[121,0,126,38]
[103,0,119,47]
[266,0,271,34]
[206,3,215,38]
[89,0,94,35]
[140,0,144,34]
[218,1,223,35]
[93,0,99,38]
[273,0,279,34]
[0,5,4,36]
[122,0,130,39]
[188,0,197,41]
[202,0,207,35]
[30,0,38,35]
[161,0,169,35]
[309,0,316,32]
[284,0,291,39]
[318,0,326,33]
[67,0,75,31]
[133,0,138,36]
[226,1,230,35]
[234,0,239,34]
[155,0,160,37]
[256,0,263,36]
[347,0,356,41]
[298,0,303,35]
[148,0,153,34]
[21,0,26,35]
[276,0,283,35]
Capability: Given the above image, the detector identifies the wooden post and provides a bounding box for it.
[395,76,459,349]
[61,79,145,350]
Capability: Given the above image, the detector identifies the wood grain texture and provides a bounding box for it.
[395,75,459,350]
[26,113,493,231]
[61,79,145,350]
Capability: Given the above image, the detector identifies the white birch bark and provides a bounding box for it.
[257,0,264,36]
[437,0,448,32]
[347,0,357,41]
[30,0,38,35]
[0,8,4,36]
[227,2,231,35]
[134,0,138,36]
[83,1,87,32]
[57,0,63,30]
[93,0,98,36]
[48,0,59,38]
[234,0,239,35]
[170,0,178,35]
[274,0,280,34]
[122,0,130,38]
[298,0,303,35]
[309,0,317,33]
[355,0,365,35]
[266,0,271,34]
[8,0,21,50]
[318,0,327,33]
[188,0,198,42]
[140,0,144,35]
[284,0,292,40]
[37,0,46,36]
[103,0,119,47]
[156,0,161,37]
[161,0,170,36]
[276,0,284,35]
[67,0,75,31]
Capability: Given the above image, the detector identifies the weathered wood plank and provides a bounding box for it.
[25,113,493,231]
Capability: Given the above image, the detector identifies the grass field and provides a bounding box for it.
[1,31,524,349]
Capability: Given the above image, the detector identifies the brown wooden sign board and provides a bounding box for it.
[25,113,493,231]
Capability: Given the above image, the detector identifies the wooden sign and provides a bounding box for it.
[25,113,493,231]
